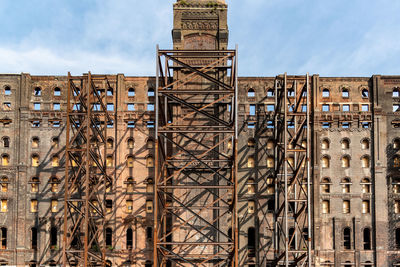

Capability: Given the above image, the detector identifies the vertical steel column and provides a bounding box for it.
[273,74,312,266]
[63,73,114,267]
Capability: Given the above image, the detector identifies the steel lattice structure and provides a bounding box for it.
[154,48,238,267]
[273,73,312,267]
[63,73,114,267]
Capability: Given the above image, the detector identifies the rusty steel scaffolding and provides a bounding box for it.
[63,72,114,267]
[154,47,238,267]
[273,74,312,267]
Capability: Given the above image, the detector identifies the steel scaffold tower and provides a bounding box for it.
[274,74,312,267]
[154,48,238,267]
[63,73,115,267]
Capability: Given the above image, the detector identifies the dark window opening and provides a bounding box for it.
[34,87,41,96]
[148,88,155,97]
[31,227,38,249]
[146,226,153,240]
[128,88,135,97]
[228,228,232,240]
[54,87,61,96]
[362,89,369,98]
[247,88,255,98]
[267,199,274,212]
[267,89,274,98]
[126,228,133,249]
[50,227,57,249]
[4,86,11,96]
[0,227,7,249]
[107,87,113,96]
[343,228,351,249]
[396,228,400,248]
[3,137,9,148]
[322,89,330,98]
[342,88,349,98]
[145,261,152,267]
[248,227,256,258]
[106,228,112,247]
[363,228,371,250]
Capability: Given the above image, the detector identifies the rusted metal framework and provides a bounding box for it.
[273,74,312,267]
[154,47,238,267]
[63,72,114,267]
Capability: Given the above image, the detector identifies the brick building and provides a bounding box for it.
[0,0,399,266]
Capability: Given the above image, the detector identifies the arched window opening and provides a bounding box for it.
[148,88,155,97]
[0,227,7,249]
[321,178,331,193]
[29,261,37,267]
[106,155,113,167]
[0,177,9,192]
[322,200,330,214]
[343,200,350,214]
[107,87,113,96]
[105,228,112,247]
[34,87,41,96]
[145,261,152,267]
[361,178,371,193]
[32,155,39,167]
[393,88,400,98]
[4,86,11,95]
[247,178,255,194]
[147,138,154,149]
[266,185,274,194]
[362,88,369,98]
[267,156,274,168]
[51,199,58,213]
[361,156,370,168]
[248,227,256,258]
[341,139,350,149]
[321,156,330,168]
[52,137,59,148]
[126,228,133,249]
[396,228,400,248]
[50,227,57,249]
[146,178,154,193]
[105,260,112,267]
[342,88,349,98]
[2,154,9,166]
[31,227,37,250]
[288,89,295,97]
[32,137,39,148]
[51,155,59,167]
[127,138,134,149]
[126,156,134,168]
[361,139,370,149]
[126,177,134,193]
[146,227,153,240]
[54,87,61,96]
[2,137,9,148]
[107,138,113,149]
[128,88,135,97]
[341,178,351,193]
[343,228,351,249]
[247,88,255,98]
[267,89,274,98]
[322,89,330,98]
[288,156,295,168]
[248,138,255,148]
[146,156,154,168]
[30,177,40,193]
[342,155,350,168]
[247,156,255,168]
[105,199,112,213]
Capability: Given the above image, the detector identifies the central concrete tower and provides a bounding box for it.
[172,0,229,50]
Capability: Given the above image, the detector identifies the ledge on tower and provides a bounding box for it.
[175,0,227,7]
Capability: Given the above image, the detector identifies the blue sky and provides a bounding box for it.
[0,0,399,76]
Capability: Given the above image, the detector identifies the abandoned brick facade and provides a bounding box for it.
[0,0,400,266]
